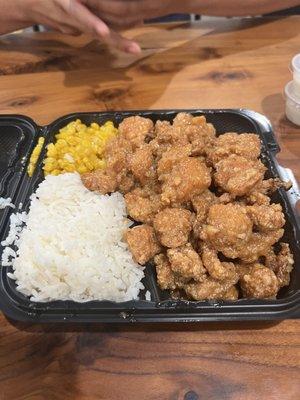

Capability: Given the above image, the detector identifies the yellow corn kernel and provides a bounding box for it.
[42,119,117,176]
[46,147,57,158]
[58,159,65,168]
[44,157,56,164]
[93,159,105,170]
[43,163,54,172]
[27,137,45,177]
[27,165,34,176]
[56,138,67,147]
[64,164,76,172]
[91,122,100,129]
[67,137,78,146]
[77,165,88,174]
[82,140,90,148]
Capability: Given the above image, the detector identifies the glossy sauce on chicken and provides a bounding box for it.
[82,113,294,301]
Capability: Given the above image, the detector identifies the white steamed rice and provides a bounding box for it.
[1,173,145,302]
[0,197,15,209]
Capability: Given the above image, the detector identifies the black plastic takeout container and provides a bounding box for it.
[0,109,299,322]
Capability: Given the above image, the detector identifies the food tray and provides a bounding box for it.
[0,109,299,322]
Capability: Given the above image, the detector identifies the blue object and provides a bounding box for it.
[145,14,191,23]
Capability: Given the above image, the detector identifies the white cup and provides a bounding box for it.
[285,81,300,126]
[291,54,300,97]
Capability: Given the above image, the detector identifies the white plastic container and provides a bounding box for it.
[285,81,300,126]
[291,54,300,97]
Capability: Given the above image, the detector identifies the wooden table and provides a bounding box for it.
[0,17,299,400]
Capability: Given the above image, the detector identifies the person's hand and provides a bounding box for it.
[84,0,178,29]
[22,0,141,53]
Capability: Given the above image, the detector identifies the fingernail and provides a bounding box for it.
[96,24,110,38]
[126,42,141,54]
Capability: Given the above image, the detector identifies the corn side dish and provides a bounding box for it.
[27,137,45,177]
[42,119,118,176]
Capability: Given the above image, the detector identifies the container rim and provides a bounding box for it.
[291,53,300,73]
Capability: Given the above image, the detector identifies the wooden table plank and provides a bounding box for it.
[0,17,299,400]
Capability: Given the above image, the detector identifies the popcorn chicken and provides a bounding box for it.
[125,225,161,265]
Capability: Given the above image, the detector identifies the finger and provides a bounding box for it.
[30,13,80,36]
[63,1,141,54]
[107,30,141,54]
[109,20,143,31]
[59,25,82,35]
[82,0,140,18]
[63,0,110,37]
[100,14,143,30]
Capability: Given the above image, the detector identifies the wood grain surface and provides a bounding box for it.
[0,17,299,400]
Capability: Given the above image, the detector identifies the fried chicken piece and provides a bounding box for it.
[200,200,284,262]
[81,169,117,194]
[237,243,293,296]
[154,120,187,146]
[151,121,187,160]
[217,192,232,203]
[207,132,261,165]
[82,167,134,195]
[157,144,192,176]
[205,229,283,263]
[172,112,195,127]
[247,204,285,232]
[155,253,187,291]
[214,155,266,197]
[201,244,237,281]
[153,114,215,158]
[173,113,214,134]
[167,243,206,282]
[125,225,161,265]
[184,273,239,301]
[234,230,284,263]
[125,188,162,224]
[161,157,211,205]
[193,218,204,240]
[191,190,217,237]
[201,203,253,249]
[155,254,177,290]
[173,113,216,156]
[262,178,292,192]
[245,190,271,206]
[118,116,154,149]
[105,135,132,175]
[118,174,135,194]
[245,178,292,205]
[265,243,294,288]
[236,262,252,279]
[128,145,155,185]
[153,208,192,248]
[222,286,239,300]
[240,263,279,298]
[141,179,162,196]
[82,135,132,193]
[192,115,216,135]
[149,139,171,159]
[191,190,217,215]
